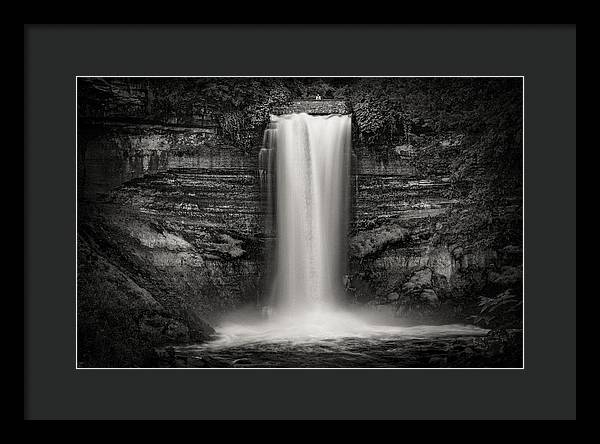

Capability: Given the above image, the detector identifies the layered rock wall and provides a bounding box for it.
[78,123,222,198]
[272,99,350,115]
[348,142,469,320]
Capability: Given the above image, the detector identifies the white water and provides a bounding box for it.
[272,113,351,313]
[209,314,487,348]
[214,112,487,346]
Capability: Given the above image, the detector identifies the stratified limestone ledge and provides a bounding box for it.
[272,100,350,116]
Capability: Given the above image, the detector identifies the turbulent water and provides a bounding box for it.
[185,112,493,368]
[168,321,492,368]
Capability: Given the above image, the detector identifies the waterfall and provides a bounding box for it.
[258,123,277,237]
[207,113,489,348]
[268,113,352,315]
[213,113,488,344]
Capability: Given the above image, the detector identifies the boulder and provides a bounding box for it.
[349,225,408,259]
[401,281,417,292]
[402,268,433,292]
[413,268,432,285]
[419,289,439,305]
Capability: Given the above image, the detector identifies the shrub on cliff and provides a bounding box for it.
[202,78,295,151]
[474,289,523,329]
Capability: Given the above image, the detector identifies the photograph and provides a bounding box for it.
[76,76,524,369]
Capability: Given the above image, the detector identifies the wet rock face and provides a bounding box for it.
[78,123,221,198]
[347,149,453,307]
[77,233,215,367]
[81,149,267,317]
[345,134,518,323]
[77,129,269,366]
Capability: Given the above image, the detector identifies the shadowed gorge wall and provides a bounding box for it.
[350,141,480,320]
[77,77,523,367]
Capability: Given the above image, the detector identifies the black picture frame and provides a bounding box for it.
[24,24,576,420]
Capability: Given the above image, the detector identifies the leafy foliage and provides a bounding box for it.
[195,78,296,151]
[440,80,523,250]
[473,289,523,329]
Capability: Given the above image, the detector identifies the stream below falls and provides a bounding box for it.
[156,316,523,368]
